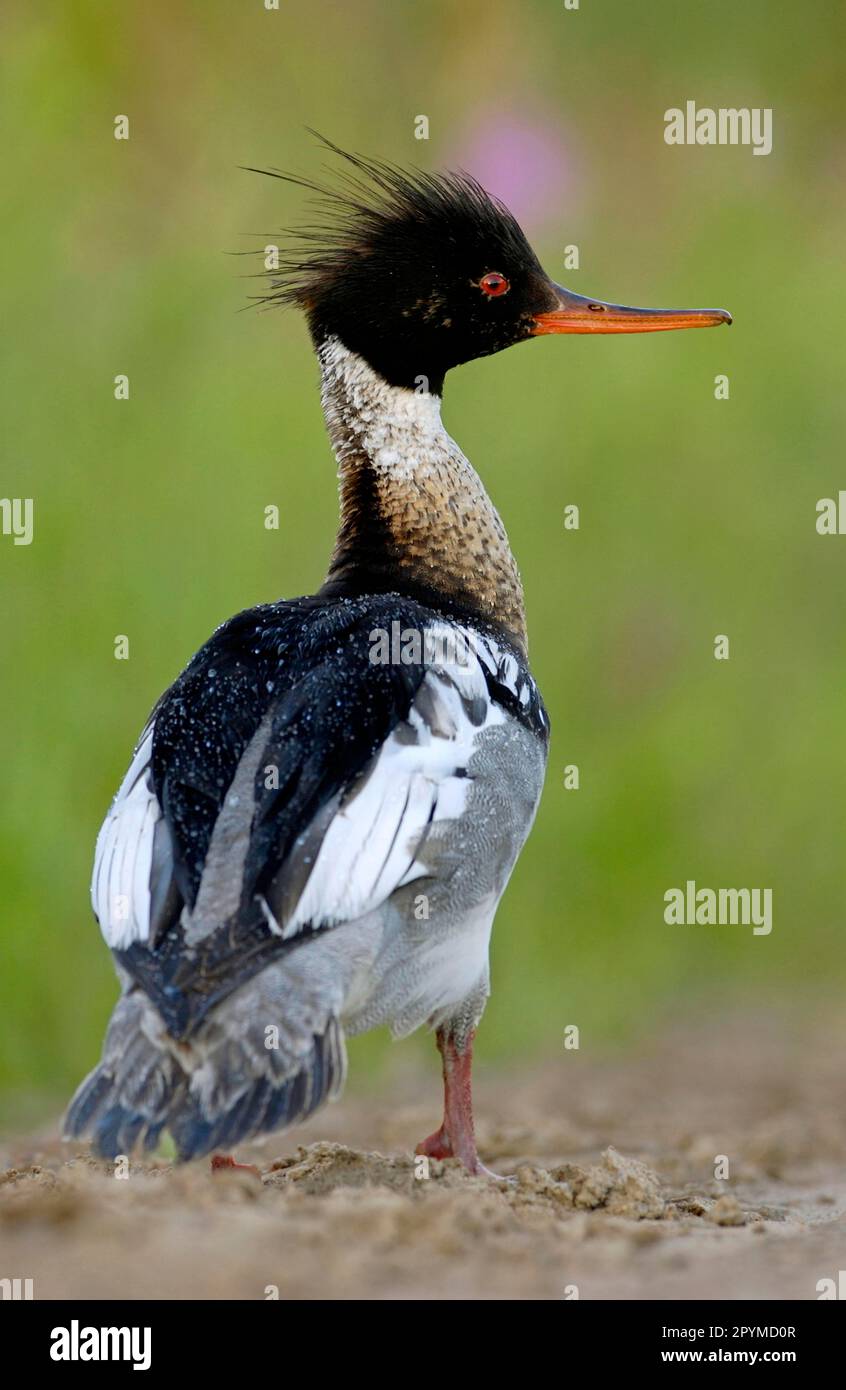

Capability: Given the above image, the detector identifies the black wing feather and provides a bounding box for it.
[116,594,428,1036]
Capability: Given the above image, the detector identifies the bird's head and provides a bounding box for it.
[252,136,731,395]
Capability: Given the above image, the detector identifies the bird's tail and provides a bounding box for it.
[64,971,347,1161]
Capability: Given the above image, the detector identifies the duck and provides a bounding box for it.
[65,138,730,1176]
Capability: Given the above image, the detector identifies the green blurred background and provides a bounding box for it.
[2,0,845,1127]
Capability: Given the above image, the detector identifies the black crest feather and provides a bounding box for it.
[243,131,537,312]
[241,132,554,391]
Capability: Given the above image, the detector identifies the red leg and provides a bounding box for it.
[415,1028,503,1178]
[210,1153,261,1179]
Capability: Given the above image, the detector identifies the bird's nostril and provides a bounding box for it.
[587,302,606,312]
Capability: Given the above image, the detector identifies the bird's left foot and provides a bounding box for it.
[210,1153,261,1179]
[416,1124,453,1162]
[415,1128,508,1180]
[417,1027,512,1180]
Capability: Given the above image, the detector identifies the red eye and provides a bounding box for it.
[479,271,509,297]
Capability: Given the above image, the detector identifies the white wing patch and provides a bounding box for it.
[459,626,546,725]
[90,625,539,953]
[91,723,161,949]
[283,627,505,936]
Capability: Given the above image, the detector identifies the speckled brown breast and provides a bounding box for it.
[318,336,528,652]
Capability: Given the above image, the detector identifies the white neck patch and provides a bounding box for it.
[317,335,461,482]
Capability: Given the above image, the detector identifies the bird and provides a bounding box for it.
[65,137,731,1176]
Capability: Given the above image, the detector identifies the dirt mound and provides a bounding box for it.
[2,1013,844,1299]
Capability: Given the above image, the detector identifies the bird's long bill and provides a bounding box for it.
[533,282,732,335]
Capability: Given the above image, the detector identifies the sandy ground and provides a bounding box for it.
[1,1011,844,1300]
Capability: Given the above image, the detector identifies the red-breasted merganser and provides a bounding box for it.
[66,141,730,1175]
